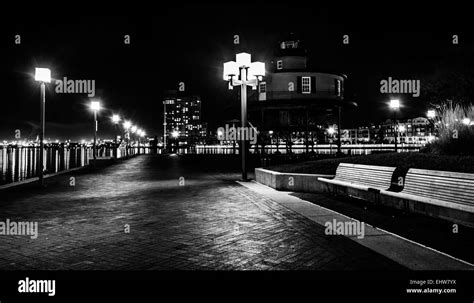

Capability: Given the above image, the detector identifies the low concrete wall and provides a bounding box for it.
[255,168,474,228]
[379,194,474,228]
[255,168,334,193]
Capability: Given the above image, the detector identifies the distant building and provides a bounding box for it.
[163,92,206,148]
[341,127,371,143]
[382,117,435,144]
[340,117,436,144]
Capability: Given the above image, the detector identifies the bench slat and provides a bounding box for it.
[405,176,474,192]
[332,163,396,190]
[401,168,474,207]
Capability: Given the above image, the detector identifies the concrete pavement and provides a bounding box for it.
[0,154,404,270]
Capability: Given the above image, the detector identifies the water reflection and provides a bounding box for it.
[0,146,150,185]
[2,144,421,185]
[194,144,421,155]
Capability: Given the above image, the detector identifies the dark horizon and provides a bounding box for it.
[1,7,474,140]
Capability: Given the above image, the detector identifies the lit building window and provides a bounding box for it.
[302,77,311,94]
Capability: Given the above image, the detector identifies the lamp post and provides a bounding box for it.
[90,101,101,165]
[34,68,51,186]
[172,130,179,153]
[427,110,436,137]
[328,126,336,155]
[268,130,273,154]
[163,99,174,153]
[390,99,400,153]
[337,106,342,156]
[112,115,121,159]
[223,52,265,181]
[137,128,142,155]
[123,121,131,157]
[399,125,406,144]
[140,130,146,154]
[131,125,137,155]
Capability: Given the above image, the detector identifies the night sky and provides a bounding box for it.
[1,4,473,141]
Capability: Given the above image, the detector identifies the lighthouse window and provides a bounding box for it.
[277,60,283,70]
[302,77,311,94]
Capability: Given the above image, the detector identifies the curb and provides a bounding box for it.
[238,180,474,271]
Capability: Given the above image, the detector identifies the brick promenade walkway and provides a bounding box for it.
[0,155,405,270]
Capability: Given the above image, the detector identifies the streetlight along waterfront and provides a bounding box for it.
[427,110,436,119]
[90,100,101,164]
[123,121,131,157]
[137,128,142,154]
[139,130,146,154]
[112,114,121,159]
[34,67,51,186]
[223,52,265,181]
[389,99,400,152]
[131,125,138,154]
[328,126,336,154]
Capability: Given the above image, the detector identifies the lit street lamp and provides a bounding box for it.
[139,130,146,154]
[131,125,137,155]
[34,67,51,186]
[90,100,101,164]
[427,110,436,119]
[223,52,265,181]
[328,127,336,155]
[112,114,121,159]
[399,125,406,144]
[137,128,142,154]
[328,126,336,137]
[462,118,471,126]
[172,130,179,153]
[427,110,436,137]
[163,99,174,153]
[389,99,400,152]
[123,121,131,157]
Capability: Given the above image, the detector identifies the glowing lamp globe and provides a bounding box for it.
[390,99,400,110]
[223,61,238,81]
[112,115,121,123]
[248,61,265,81]
[35,68,51,83]
[236,53,251,67]
[90,101,101,111]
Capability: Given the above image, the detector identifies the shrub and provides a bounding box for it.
[427,102,474,155]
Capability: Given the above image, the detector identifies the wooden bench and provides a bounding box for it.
[318,163,396,192]
[380,168,474,214]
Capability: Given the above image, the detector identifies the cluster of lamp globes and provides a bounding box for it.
[34,67,147,139]
[223,52,265,88]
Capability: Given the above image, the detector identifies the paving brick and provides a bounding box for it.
[0,155,405,270]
